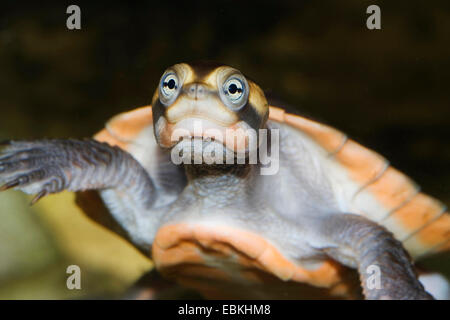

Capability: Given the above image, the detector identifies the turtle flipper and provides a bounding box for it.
[0,139,155,208]
[313,214,433,300]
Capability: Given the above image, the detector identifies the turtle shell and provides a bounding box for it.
[76,105,450,298]
[268,106,450,259]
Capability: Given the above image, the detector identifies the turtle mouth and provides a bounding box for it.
[156,116,255,155]
[174,135,221,146]
[171,136,238,165]
[154,117,256,165]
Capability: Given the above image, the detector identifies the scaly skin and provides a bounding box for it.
[0,139,155,208]
[315,214,433,299]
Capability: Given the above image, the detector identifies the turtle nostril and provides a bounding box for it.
[186,83,207,100]
[197,85,205,96]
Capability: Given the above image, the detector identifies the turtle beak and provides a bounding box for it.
[154,82,254,155]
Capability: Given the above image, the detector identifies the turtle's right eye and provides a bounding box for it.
[161,73,179,99]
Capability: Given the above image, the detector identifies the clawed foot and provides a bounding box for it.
[0,140,74,204]
[0,139,155,207]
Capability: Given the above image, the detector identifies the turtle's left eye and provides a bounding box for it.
[160,73,179,98]
[223,78,245,104]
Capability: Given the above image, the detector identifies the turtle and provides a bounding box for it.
[1,61,449,300]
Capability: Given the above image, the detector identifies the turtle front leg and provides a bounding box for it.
[312,213,433,300]
[0,139,155,208]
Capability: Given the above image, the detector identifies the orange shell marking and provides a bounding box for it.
[270,107,347,153]
[94,105,153,150]
[365,166,419,215]
[153,223,345,289]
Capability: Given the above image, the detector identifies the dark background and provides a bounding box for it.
[0,0,449,298]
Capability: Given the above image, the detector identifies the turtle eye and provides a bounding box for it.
[223,77,245,104]
[160,73,179,99]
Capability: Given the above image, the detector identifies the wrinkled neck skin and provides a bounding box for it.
[183,162,256,206]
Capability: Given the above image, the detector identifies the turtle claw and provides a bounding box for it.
[30,189,48,206]
[0,179,20,191]
[0,138,155,209]
[0,140,67,200]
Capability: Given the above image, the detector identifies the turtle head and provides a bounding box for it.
[151,62,269,161]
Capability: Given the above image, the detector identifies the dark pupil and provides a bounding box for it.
[228,83,241,94]
[165,79,176,89]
